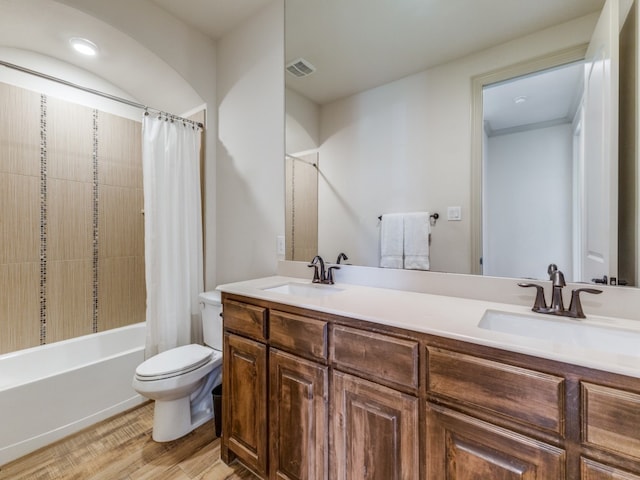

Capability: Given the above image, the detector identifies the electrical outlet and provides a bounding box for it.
[276,235,285,255]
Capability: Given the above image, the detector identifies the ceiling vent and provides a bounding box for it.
[286,58,316,78]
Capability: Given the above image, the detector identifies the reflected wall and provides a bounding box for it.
[285,15,598,272]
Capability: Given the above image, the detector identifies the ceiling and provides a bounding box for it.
[0,0,605,121]
[283,0,605,105]
[149,0,273,40]
[0,0,205,113]
[484,62,585,135]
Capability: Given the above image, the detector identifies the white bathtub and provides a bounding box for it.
[0,323,147,466]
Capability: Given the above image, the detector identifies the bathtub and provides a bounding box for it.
[0,323,147,466]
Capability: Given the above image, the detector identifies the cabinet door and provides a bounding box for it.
[332,371,419,480]
[270,349,328,480]
[581,458,640,480]
[426,403,565,479]
[223,332,268,476]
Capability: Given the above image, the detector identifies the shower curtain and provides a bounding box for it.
[142,113,203,357]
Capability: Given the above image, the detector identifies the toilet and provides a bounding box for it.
[132,291,223,442]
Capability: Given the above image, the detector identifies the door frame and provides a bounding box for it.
[469,45,588,275]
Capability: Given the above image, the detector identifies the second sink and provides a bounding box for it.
[479,309,640,358]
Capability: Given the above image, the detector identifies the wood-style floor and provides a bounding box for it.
[0,402,258,480]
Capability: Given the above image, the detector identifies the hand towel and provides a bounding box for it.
[404,212,430,270]
[380,213,404,268]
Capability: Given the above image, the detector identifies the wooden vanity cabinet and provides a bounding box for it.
[330,325,420,479]
[222,297,330,480]
[332,370,419,479]
[269,349,328,480]
[581,459,640,480]
[425,346,566,479]
[425,403,565,479]
[222,301,268,476]
[268,309,329,480]
[580,382,640,479]
[221,293,640,480]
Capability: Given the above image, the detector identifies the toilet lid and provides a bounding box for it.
[135,344,213,378]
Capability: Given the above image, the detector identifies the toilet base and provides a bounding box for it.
[151,395,214,442]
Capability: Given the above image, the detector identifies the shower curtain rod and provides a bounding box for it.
[286,153,317,167]
[0,59,204,128]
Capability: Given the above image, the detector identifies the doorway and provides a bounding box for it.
[482,61,584,281]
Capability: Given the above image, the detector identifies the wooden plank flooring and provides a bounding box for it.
[0,402,258,480]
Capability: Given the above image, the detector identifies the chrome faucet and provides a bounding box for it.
[519,264,602,319]
[308,255,340,285]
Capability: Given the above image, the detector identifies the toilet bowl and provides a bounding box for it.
[132,291,223,442]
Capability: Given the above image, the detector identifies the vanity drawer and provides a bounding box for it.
[223,299,267,341]
[582,382,640,460]
[331,325,419,392]
[427,347,565,435]
[269,310,328,361]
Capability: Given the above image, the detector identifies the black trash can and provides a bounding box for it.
[212,384,223,437]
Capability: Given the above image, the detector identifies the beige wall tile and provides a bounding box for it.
[99,185,144,258]
[0,83,40,177]
[0,84,146,355]
[46,260,93,344]
[0,262,40,354]
[98,256,145,331]
[285,154,318,261]
[0,173,40,264]
[47,97,93,182]
[48,178,93,261]
[98,112,142,188]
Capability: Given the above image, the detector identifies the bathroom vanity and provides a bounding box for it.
[217,276,640,479]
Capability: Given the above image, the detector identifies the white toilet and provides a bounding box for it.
[132,291,223,442]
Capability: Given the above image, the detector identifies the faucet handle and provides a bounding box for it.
[568,288,602,318]
[518,283,548,312]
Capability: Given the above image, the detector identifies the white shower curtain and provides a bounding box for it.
[142,113,203,357]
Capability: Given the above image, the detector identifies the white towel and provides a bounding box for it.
[404,212,430,270]
[380,213,404,268]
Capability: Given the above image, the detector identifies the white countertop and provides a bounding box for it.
[217,276,640,379]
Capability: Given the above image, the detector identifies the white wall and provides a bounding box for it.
[55,0,219,289]
[316,13,598,273]
[484,124,574,280]
[286,87,320,154]
[0,48,140,120]
[216,0,285,284]
[12,0,285,287]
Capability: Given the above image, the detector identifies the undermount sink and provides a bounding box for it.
[263,282,344,298]
[479,309,640,358]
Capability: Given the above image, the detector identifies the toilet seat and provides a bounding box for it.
[135,344,218,381]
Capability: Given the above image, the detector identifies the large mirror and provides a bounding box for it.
[285,0,638,286]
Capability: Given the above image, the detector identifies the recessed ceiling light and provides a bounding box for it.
[513,95,528,104]
[69,37,98,56]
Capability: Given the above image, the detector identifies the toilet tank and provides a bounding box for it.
[199,291,222,351]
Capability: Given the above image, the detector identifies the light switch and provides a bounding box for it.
[447,206,462,221]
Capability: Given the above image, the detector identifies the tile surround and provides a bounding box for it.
[0,82,145,355]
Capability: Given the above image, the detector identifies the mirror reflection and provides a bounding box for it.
[285,0,637,286]
[481,62,585,281]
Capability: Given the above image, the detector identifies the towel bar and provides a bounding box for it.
[378,212,439,224]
